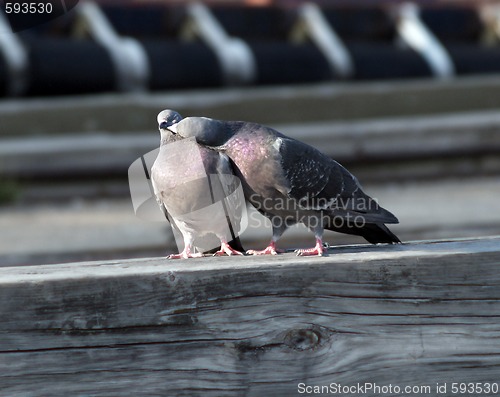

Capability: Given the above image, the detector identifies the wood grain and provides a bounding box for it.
[1,237,500,396]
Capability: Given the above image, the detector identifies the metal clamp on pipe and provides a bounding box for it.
[394,2,455,79]
[75,1,149,92]
[0,11,29,96]
[291,3,353,79]
[183,3,256,86]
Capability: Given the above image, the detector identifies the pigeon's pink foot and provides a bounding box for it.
[295,238,325,257]
[247,241,284,256]
[168,246,203,259]
[213,241,244,256]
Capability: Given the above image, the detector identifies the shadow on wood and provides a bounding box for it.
[1,237,499,396]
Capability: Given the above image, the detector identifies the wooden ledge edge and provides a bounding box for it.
[1,236,499,284]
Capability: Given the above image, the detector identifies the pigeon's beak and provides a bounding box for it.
[167,123,178,134]
[159,121,169,130]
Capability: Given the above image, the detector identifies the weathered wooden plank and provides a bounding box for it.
[1,237,500,396]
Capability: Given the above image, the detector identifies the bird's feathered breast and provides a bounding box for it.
[151,138,215,215]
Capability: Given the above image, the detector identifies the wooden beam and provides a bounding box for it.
[1,237,500,395]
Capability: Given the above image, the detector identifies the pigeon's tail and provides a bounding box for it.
[228,236,245,252]
[358,223,401,244]
[325,221,401,244]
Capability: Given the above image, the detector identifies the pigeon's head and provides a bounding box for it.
[167,117,231,148]
[157,109,183,132]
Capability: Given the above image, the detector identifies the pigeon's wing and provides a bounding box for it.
[278,137,343,207]
[157,200,170,221]
[151,175,170,221]
[278,137,398,224]
[203,150,244,240]
[150,165,186,248]
[218,153,244,237]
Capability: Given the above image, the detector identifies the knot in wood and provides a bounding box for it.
[284,328,320,351]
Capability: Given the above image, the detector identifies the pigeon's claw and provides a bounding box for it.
[247,241,284,256]
[295,238,325,257]
[213,240,245,256]
[168,246,203,259]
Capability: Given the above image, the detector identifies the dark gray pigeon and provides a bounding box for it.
[169,116,401,256]
[151,110,244,259]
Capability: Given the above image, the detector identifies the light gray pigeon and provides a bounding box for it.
[168,116,401,256]
[150,110,245,259]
